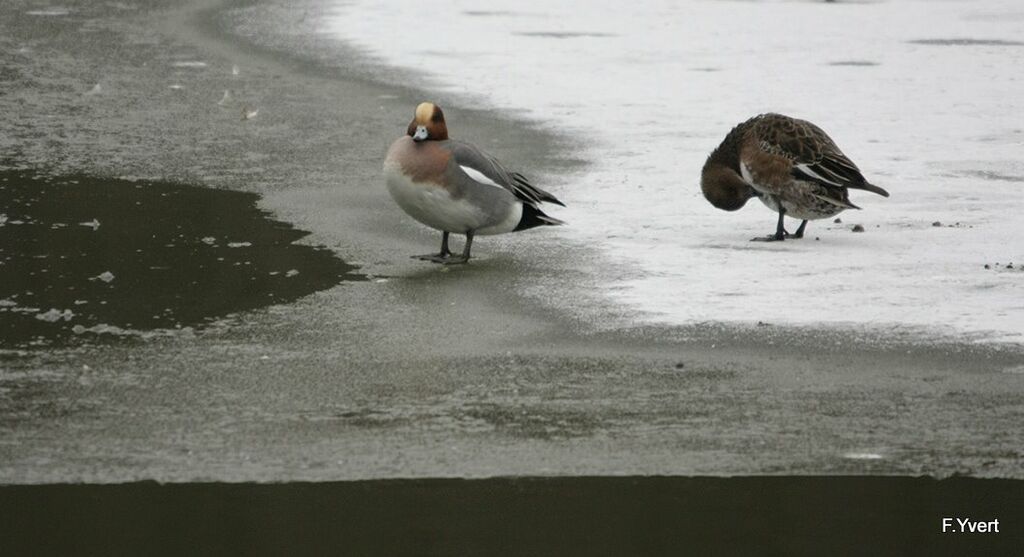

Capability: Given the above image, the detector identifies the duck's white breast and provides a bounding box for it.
[384,160,485,233]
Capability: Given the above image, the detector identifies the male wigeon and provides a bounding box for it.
[701,113,889,241]
[383,102,564,264]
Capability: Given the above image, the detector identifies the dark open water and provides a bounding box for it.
[1,476,1020,556]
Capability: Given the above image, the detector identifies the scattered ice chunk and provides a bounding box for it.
[201,236,217,245]
[285,269,300,277]
[85,83,102,96]
[241,107,259,120]
[232,64,240,76]
[169,84,185,90]
[35,308,74,322]
[843,452,884,460]
[172,61,207,68]
[0,299,16,307]
[73,300,88,305]
[79,218,100,230]
[0,214,6,226]
[26,9,70,16]
[217,90,232,106]
[227,241,251,248]
[95,271,115,283]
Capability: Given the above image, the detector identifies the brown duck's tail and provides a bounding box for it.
[858,181,890,197]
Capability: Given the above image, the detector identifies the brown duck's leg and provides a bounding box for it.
[751,204,787,242]
[444,231,474,265]
[791,220,808,239]
[414,231,453,263]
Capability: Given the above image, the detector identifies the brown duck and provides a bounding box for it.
[701,113,889,241]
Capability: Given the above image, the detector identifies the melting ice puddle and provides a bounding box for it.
[0,169,363,347]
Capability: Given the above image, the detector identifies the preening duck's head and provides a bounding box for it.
[700,162,756,212]
[407,102,449,142]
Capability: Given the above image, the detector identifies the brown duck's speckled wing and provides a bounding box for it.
[752,114,889,197]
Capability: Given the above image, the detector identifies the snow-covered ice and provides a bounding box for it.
[325,0,1024,342]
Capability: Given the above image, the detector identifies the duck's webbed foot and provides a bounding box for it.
[751,206,793,242]
[413,231,454,263]
[750,232,786,242]
[440,254,470,265]
[414,253,453,264]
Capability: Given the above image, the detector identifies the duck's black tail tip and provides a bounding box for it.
[515,204,566,232]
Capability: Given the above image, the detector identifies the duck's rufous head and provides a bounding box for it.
[700,164,756,211]
[407,102,449,142]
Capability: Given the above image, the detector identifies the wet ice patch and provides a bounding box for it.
[513,31,616,39]
[958,170,1024,183]
[827,60,880,66]
[0,169,363,347]
[909,38,1024,46]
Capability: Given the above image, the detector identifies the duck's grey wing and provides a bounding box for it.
[754,114,889,197]
[447,140,565,207]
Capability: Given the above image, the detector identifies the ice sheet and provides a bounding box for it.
[325,0,1024,342]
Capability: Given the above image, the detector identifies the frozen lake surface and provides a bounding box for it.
[325,0,1024,343]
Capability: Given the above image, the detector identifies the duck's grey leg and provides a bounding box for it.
[791,220,808,239]
[414,231,453,263]
[752,203,787,242]
[444,231,474,265]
